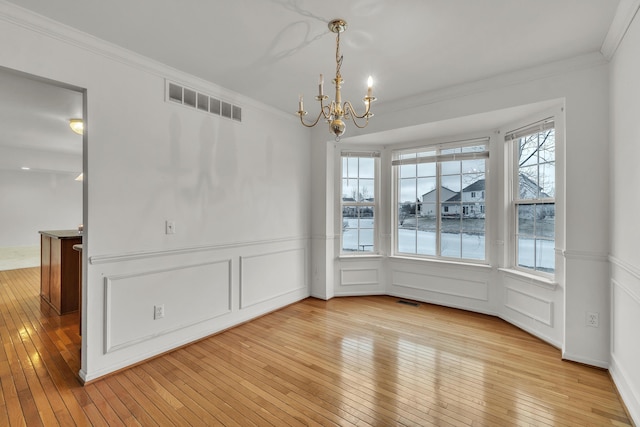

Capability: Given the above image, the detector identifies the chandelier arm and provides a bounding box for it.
[348,115,370,129]
[343,101,373,121]
[298,109,327,128]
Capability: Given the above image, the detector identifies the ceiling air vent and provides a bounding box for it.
[166,80,242,123]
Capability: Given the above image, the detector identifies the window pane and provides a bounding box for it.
[517,236,535,269]
[462,233,484,260]
[345,157,358,178]
[536,203,555,238]
[359,179,374,202]
[514,126,555,276]
[400,163,416,178]
[359,157,374,179]
[539,163,555,198]
[342,214,357,252]
[441,230,461,258]
[358,207,374,228]
[441,147,461,155]
[399,152,417,161]
[518,166,538,199]
[359,228,374,252]
[399,179,417,204]
[519,135,540,168]
[517,205,534,236]
[417,177,436,201]
[417,216,436,256]
[417,162,436,177]
[462,159,485,174]
[541,131,555,163]
[462,145,486,154]
[393,143,487,262]
[441,175,462,193]
[398,205,416,254]
[342,179,357,202]
[341,155,377,254]
[536,239,555,272]
[441,160,461,175]
[417,150,437,159]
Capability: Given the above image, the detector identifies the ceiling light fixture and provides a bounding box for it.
[75,173,83,181]
[69,118,84,135]
[296,19,376,142]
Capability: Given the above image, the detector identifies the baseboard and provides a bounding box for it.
[610,354,640,425]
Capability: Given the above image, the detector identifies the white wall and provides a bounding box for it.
[0,4,310,381]
[312,54,611,370]
[0,167,81,247]
[609,7,640,423]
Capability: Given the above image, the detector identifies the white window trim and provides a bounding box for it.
[338,150,381,256]
[505,110,563,280]
[391,137,490,263]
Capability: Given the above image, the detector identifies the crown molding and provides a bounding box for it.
[375,51,608,116]
[601,0,640,60]
[0,1,295,122]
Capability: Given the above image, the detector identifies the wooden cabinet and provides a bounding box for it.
[40,231,82,315]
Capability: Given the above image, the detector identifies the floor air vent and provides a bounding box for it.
[397,300,420,307]
[166,80,242,123]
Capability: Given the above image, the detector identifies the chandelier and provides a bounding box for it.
[296,19,376,142]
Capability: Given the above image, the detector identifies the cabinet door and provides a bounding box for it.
[59,238,81,313]
[40,235,51,301]
[49,238,62,313]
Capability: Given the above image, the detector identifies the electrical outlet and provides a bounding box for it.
[154,304,165,320]
[586,311,599,327]
[165,220,175,234]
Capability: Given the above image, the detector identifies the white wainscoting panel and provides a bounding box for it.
[504,287,553,326]
[240,248,306,309]
[341,267,379,286]
[392,270,488,301]
[104,260,232,353]
[610,256,640,424]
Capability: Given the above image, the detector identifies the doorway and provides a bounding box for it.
[0,66,86,377]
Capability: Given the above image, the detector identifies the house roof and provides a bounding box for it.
[462,179,485,192]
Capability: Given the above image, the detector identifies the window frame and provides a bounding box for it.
[391,138,490,263]
[339,151,380,256]
[507,118,556,278]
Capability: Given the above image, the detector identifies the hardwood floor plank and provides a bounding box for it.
[0,267,633,426]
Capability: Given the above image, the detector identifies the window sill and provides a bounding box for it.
[388,255,491,270]
[338,253,385,260]
[498,268,558,290]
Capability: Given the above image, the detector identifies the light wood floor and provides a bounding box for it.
[0,267,633,426]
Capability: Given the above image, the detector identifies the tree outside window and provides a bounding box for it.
[513,125,555,274]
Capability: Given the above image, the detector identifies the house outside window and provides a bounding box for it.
[507,119,555,274]
[341,152,379,253]
[392,139,489,261]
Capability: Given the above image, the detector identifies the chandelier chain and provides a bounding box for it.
[336,32,343,78]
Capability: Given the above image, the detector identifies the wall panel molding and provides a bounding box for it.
[504,287,553,326]
[90,235,308,265]
[340,268,379,287]
[103,259,232,353]
[391,270,489,301]
[611,255,640,283]
[562,249,609,262]
[239,247,307,309]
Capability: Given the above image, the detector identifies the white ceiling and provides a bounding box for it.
[0,0,621,164]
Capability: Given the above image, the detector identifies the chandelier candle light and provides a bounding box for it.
[297,19,376,141]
